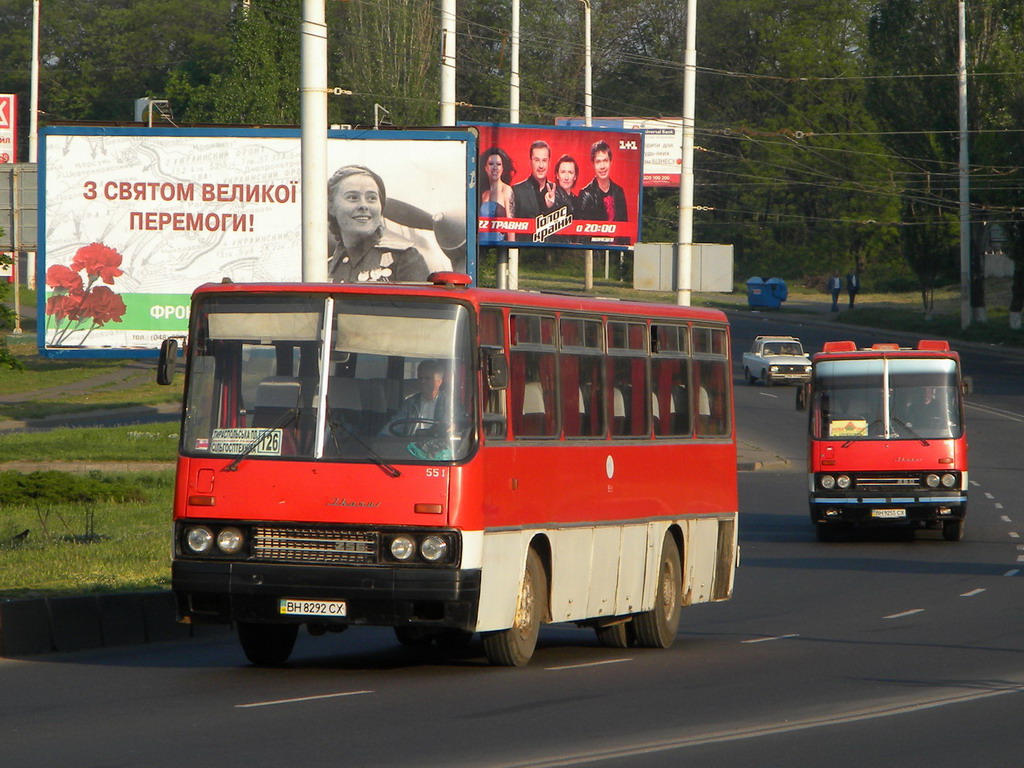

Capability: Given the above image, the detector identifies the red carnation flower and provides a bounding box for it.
[78,285,127,326]
[46,264,84,293]
[70,242,124,285]
[46,294,85,322]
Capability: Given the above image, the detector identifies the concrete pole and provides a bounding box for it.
[300,0,329,282]
[440,0,457,126]
[500,0,521,290]
[957,0,971,329]
[675,0,696,306]
[581,0,594,292]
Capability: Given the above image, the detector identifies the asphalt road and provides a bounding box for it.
[3,312,1024,767]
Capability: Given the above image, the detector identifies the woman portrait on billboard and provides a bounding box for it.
[327,164,430,283]
[553,153,580,217]
[478,146,515,244]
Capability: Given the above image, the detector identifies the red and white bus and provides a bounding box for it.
[160,273,738,666]
[799,340,968,542]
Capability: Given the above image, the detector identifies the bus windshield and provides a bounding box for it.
[813,357,961,441]
[182,294,474,464]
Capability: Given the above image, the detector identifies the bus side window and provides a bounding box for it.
[481,308,508,439]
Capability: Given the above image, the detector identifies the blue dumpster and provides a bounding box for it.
[746,277,788,309]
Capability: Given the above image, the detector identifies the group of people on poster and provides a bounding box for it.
[478,137,629,245]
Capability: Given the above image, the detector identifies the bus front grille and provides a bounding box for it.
[252,526,378,565]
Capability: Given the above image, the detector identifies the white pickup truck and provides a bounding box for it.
[742,335,812,386]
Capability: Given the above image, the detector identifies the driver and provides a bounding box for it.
[383,359,446,436]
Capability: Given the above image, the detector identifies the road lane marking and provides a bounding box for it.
[496,684,1024,767]
[1002,515,1013,523]
[995,502,1004,509]
[883,609,924,619]
[1009,532,1019,539]
[236,690,373,708]
[960,588,985,598]
[985,492,994,499]
[742,634,799,644]
[545,658,632,671]
[1006,569,1020,577]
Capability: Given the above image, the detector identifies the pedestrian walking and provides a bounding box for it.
[846,271,860,308]
[828,272,842,312]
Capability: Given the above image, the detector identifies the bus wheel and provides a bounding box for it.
[634,537,682,649]
[595,620,632,649]
[237,622,298,666]
[482,549,546,666]
[943,520,965,542]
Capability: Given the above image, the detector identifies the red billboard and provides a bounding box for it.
[469,123,643,249]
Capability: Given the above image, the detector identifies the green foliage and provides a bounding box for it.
[0,470,154,506]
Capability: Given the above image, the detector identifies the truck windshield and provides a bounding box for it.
[181,294,474,464]
[812,358,961,441]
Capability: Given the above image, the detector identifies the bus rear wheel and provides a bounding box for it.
[633,536,682,649]
[237,621,299,666]
[595,620,632,649]
[482,549,546,667]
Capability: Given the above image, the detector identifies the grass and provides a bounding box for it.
[0,422,179,463]
[0,471,173,599]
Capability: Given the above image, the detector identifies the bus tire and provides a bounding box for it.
[482,548,546,667]
[634,536,682,649]
[595,621,632,649]
[237,621,298,666]
[943,520,965,542]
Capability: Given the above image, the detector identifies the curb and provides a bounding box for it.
[0,591,229,658]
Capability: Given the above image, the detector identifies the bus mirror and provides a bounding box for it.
[156,338,180,385]
[486,352,508,390]
[795,382,809,411]
[961,376,972,396]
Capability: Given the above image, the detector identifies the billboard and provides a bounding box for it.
[0,94,16,164]
[558,117,683,187]
[467,123,643,249]
[39,126,475,357]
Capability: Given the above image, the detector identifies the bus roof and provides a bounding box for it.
[813,339,958,362]
[189,275,730,325]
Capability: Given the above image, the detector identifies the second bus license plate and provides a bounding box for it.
[279,599,348,617]
[871,508,906,519]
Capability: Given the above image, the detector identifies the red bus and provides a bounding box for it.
[799,340,968,542]
[159,273,738,666]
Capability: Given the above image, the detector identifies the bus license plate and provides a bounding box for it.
[279,599,347,617]
[871,508,906,519]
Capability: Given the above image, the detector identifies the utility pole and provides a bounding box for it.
[957,0,971,328]
[300,0,329,282]
[675,0,697,306]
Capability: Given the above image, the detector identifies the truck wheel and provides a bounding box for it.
[634,536,682,649]
[482,548,546,666]
[237,621,299,666]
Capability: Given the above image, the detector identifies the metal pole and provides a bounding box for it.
[440,0,457,126]
[300,0,329,282]
[29,0,40,163]
[957,0,970,329]
[498,0,520,290]
[581,0,593,291]
[675,0,696,306]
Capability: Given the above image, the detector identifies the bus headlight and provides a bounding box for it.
[941,473,957,488]
[217,527,244,554]
[390,535,416,561]
[420,535,449,562]
[185,526,214,554]
[820,475,836,490]
[926,474,940,488]
[836,475,851,489]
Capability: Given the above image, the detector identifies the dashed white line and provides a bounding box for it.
[985,492,995,499]
[236,690,373,708]
[883,609,925,620]
[546,658,632,671]
[1010,532,1019,539]
[742,633,799,644]
[1002,515,1013,523]
[960,588,986,598]
[1006,569,1020,577]
[995,502,1004,509]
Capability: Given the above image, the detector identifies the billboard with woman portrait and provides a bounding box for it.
[468,123,643,249]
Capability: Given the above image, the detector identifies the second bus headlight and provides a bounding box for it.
[217,527,244,554]
[420,535,449,562]
[390,535,416,561]
[185,526,214,554]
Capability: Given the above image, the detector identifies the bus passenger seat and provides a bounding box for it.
[253,377,301,427]
[328,378,364,433]
[521,381,547,435]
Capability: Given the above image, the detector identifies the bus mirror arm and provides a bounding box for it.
[156,337,184,385]
[961,377,972,397]
[486,352,508,390]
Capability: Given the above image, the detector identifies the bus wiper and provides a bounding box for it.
[890,415,930,446]
[327,416,401,478]
[224,408,299,472]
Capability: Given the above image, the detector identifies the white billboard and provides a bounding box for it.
[0,94,16,164]
[557,117,683,187]
[39,126,475,357]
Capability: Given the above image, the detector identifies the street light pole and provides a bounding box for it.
[580,0,594,291]
[29,0,40,163]
[300,0,329,282]
[957,0,971,329]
